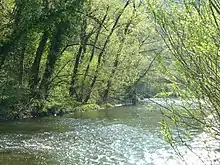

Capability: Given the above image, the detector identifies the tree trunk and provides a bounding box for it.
[79,10,108,101]
[16,33,29,86]
[83,1,130,103]
[29,31,48,89]
[0,30,20,70]
[18,46,25,85]
[102,20,131,103]
[0,43,11,70]
[69,45,84,101]
[69,18,88,101]
[39,24,64,98]
[124,53,159,102]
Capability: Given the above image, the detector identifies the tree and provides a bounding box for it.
[0,0,86,119]
[152,0,220,163]
[0,0,163,119]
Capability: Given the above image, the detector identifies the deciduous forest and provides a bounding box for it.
[0,0,167,120]
[1,0,220,164]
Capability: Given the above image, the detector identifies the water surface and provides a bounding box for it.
[0,103,219,165]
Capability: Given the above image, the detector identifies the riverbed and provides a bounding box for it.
[0,103,219,165]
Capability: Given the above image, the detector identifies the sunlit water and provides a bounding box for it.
[0,101,219,165]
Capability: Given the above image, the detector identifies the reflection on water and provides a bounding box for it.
[0,104,219,165]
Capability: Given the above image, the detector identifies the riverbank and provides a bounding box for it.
[1,97,177,121]
[0,101,135,121]
[0,103,102,121]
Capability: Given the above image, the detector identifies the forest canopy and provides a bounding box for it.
[0,0,165,120]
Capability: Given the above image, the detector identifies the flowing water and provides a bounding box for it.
[0,101,219,165]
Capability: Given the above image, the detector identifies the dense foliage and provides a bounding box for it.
[0,0,165,120]
[151,0,220,161]
[1,0,220,163]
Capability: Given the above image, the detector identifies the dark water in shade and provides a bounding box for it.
[0,102,219,165]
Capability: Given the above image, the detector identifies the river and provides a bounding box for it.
[0,101,219,165]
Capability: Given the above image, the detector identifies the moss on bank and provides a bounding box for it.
[73,104,101,112]
[103,103,113,109]
[0,94,101,121]
[33,103,101,119]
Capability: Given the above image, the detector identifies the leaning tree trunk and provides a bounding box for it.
[69,18,89,101]
[83,1,130,103]
[79,10,108,101]
[124,53,159,104]
[102,18,132,103]
[29,31,48,89]
[39,24,64,99]
[16,33,28,86]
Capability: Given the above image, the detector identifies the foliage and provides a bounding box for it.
[0,0,165,120]
[73,104,101,112]
[103,103,113,109]
[151,0,220,162]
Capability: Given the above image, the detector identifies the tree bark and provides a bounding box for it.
[79,9,108,101]
[102,19,132,103]
[69,18,88,101]
[0,43,11,70]
[69,45,84,101]
[124,53,159,102]
[83,1,130,103]
[29,31,48,89]
[39,24,64,98]
[18,45,26,86]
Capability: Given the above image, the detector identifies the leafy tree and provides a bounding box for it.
[0,0,86,119]
[152,0,220,162]
[0,0,164,119]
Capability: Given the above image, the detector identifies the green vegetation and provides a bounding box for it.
[0,0,166,120]
[151,0,220,157]
[1,0,220,163]
[73,104,101,112]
